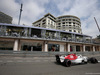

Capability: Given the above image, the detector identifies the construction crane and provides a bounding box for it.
[94,17,100,32]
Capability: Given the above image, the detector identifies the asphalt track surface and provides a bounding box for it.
[0,56,100,75]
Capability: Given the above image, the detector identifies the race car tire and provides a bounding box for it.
[82,60,87,64]
[64,59,71,67]
[88,57,98,64]
[56,58,61,63]
[55,55,61,63]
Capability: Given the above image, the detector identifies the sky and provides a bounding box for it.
[0,0,100,38]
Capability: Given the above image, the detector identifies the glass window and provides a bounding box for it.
[62,22,65,24]
[73,19,75,21]
[69,22,71,24]
[69,30,72,32]
[74,30,76,32]
[21,42,42,51]
[62,19,65,21]
[48,44,60,51]
[73,22,75,24]
[0,40,14,50]
[69,25,71,26]
[58,23,61,25]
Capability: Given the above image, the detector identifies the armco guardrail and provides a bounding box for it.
[0,50,100,57]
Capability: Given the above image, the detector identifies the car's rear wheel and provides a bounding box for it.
[55,55,61,63]
[64,59,71,67]
[56,58,61,63]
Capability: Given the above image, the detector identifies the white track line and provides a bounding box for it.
[35,60,41,62]
[0,60,3,62]
[98,61,100,63]
[43,60,48,62]
[26,60,32,62]
[17,60,23,62]
[7,60,13,62]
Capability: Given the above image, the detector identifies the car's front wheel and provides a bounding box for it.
[89,57,98,64]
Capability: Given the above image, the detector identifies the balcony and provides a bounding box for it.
[0,31,93,44]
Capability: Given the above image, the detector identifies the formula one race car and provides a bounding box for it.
[55,54,98,67]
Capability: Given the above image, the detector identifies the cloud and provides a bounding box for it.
[0,0,19,16]
[55,0,100,38]
[54,0,75,13]
[0,0,49,25]
[0,0,100,38]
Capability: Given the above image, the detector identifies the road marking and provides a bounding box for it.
[50,60,55,62]
[35,60,41,62]
[7,60,13,62]
[43,60,48,62]
[0,60,3,62]
[17,60,23,62]
[0,59,56,63]
[98,61,100,62]
[26,60,32,62]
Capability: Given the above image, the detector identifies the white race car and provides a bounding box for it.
[55,54,98,67]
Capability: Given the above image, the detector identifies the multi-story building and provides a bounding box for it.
[0,11,12,24]
[56,15,82,34]
[32,13,82,34]
[32,13,56,29]
[0,23,100,52]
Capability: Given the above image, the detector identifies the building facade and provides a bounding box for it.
[32,13,56,29]
[56,15,82,34]
[0,23,100,52]
[0,11,12,24]
[32,13,82,34]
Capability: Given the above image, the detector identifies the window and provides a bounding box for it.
[58,20,61,22]
[69,25,71,26]
[73,19,75,21]
[58,26,61,27]
[62,19,65,21]
[73,22,75,24]
[43,19,46,22]
[63,25,65,26]
[69,22,71,24]
[69,30,72,32]
[62,22,65,24]
[48,20,50,23]
[74,30,76,32]
[69,27,71,28]
[58,23,61,25]
[42,23,45,25]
